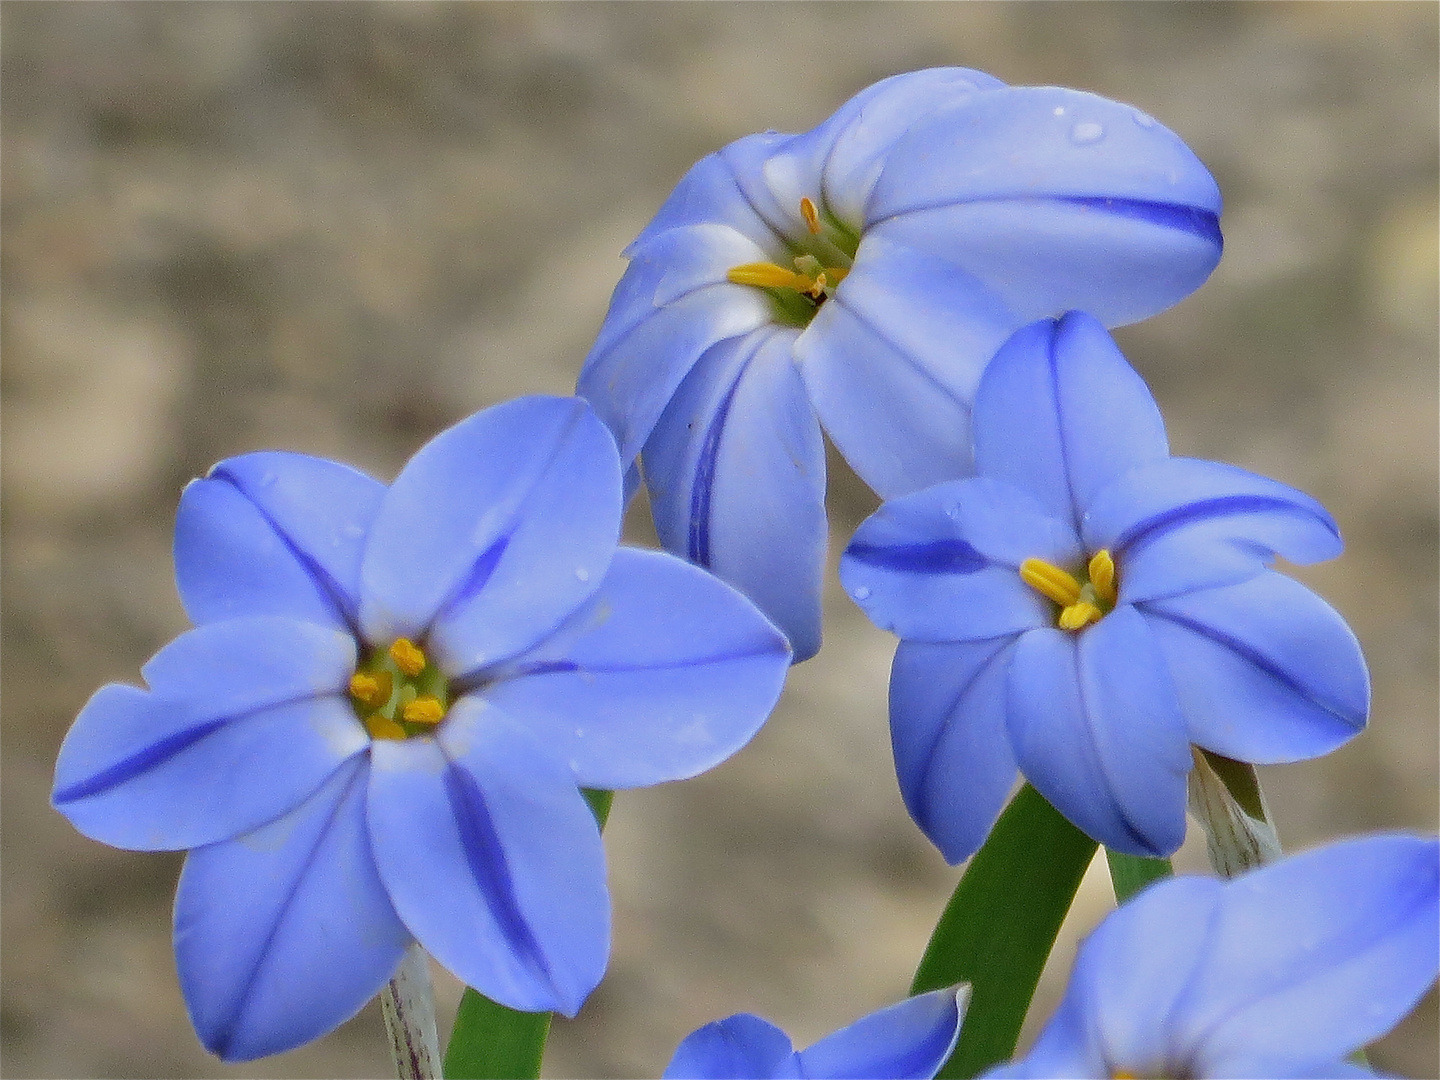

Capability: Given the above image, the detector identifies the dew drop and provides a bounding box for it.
[574,567,590,582]
[1070,121,1105,146]
[853,585,872,600]
[1052,105,1066,117]
[1132,109,1156,129]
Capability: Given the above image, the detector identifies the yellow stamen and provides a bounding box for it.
[349,671,393,709]
[366,713,408,741]
[390,638,427,677]
[402,695,446,726]
[1089,549,1117,606]
[1059,602,1104,631]
[1019,558,1084,607]
[800,196,821,235]
[728,262,808,290]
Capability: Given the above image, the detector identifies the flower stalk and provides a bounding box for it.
[381,945,441,1080]
[1187,747,1282,878]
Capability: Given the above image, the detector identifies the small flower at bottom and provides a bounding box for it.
[664,985,968,1080]
[52,395,791,1061]
[841,311,1368,863]
[986,834,1439,1079]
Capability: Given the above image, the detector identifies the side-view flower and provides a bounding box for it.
[578,66,1223,660]
[665,985,969,1080]
[51,395,792,1062]
[987,833,1440,1079]
[841,311,1368,862]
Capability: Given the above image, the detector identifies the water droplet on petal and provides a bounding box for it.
[1132,109,1156,129]
[575,567,590,582]
[853,585,872,600]
[1052,105,1066,117]
[1070,121,1105,146]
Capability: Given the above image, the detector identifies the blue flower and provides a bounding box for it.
[52,396,791,1062]
[664,986,968,1079]
[578,67,1223,660]
[841,312,1367,862]
[988,833,1440,1079]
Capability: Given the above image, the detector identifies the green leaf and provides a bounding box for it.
[911,784,1098,1079]
[442,790,613,1079]
[1104,848,1173,904]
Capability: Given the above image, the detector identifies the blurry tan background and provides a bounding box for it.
[3,3,1437,1077]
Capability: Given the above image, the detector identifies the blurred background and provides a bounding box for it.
[3,3,1436,1076]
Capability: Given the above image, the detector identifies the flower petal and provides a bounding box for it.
[890,638,1020,864]
[579,283,773,467]
[664,1014,801,1080]
[797,986,968,1080]
[360,397,620,676]
[1141,572,1368,763]
[52,618,365,851]
[868,85,1222,325]
[369,709,608,1016]
[642,327,826,660]
[175,452,385,631]
[1083,457,1343,604]
[1181,834,1440,1075]
[796,231,1020,497]
[631,141,788,252]
[480,547,790,790]
[973,313,1170,527]
[174,756,411,1062]
[1006,612,1190,858]
[842,478,1073,643]
[628,224,774,309]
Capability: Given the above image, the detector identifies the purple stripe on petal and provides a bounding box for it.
[688,360,749,567]
[433,535,509,625]
[1114,494,1339,555]
[846,538,988,575]
[53,718,228,804]
[1057,197,1223,248]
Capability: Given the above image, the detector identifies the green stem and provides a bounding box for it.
[1104,849,1173,904]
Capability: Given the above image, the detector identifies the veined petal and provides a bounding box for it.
[842,479,1071,642]
[973,313,1170,527]
[1083,457,1343,604]
[628,224,774,309]
[174,756,411,1062]
[664,1014,801,1080]
[796,986,968,1080]
[1180,834,1440,1075]
[868,85,1221,324]
[631,141,789,252]
[479,548,790,790]
[52,618,365,851]
[890,638,1020,864]
[175,452,385,632]
[796,232,1020,498]
[1141,572,1368,763]
[1006,618,1189,858]
[360,397,620,675]
[642,327,826,660]
[578,283,772,466]
[369,712,608,1016]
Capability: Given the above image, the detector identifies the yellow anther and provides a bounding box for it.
[800,196,821,235]
[349,671,393,709]
[390,638,427,677]
[1019,558,1084,607]
[728,262,808,291]
[366,713,408,741]
[402,695,446,726]
[1089,549,1117,606]
[1059,602,1104,631]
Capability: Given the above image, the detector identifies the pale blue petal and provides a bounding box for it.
[52,618,365,851]
[869,85,1221,325]
[1006,617,1189,858]
[795,231,1021,498]
[890,638,1020,864]
[642,327,825,660]
[664,1014,800,1080]
[578,284,773,467]
[841,479,1071,643]
[973,313,1169,527]
[798,986,967,1080]
[632,142,788,251]
[360,397,619,676]
[175,452,384,631]
[1083,457,1343,603]
[717,130,816,240]
[991,990,1104,1078]
[369,710,608,1016]
[627,224,774,309]
[174,756,411,1062]
[1180,834,1439,1075]
[1141,572,1368,763]
[480,548,790,790]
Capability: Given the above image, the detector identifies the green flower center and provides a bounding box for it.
[727,196,861,328]
[349,638,451,740]
[1020,549,1119,631]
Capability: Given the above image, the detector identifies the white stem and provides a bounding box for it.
[381,944,441,1080]
[1187,748,1282,878]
